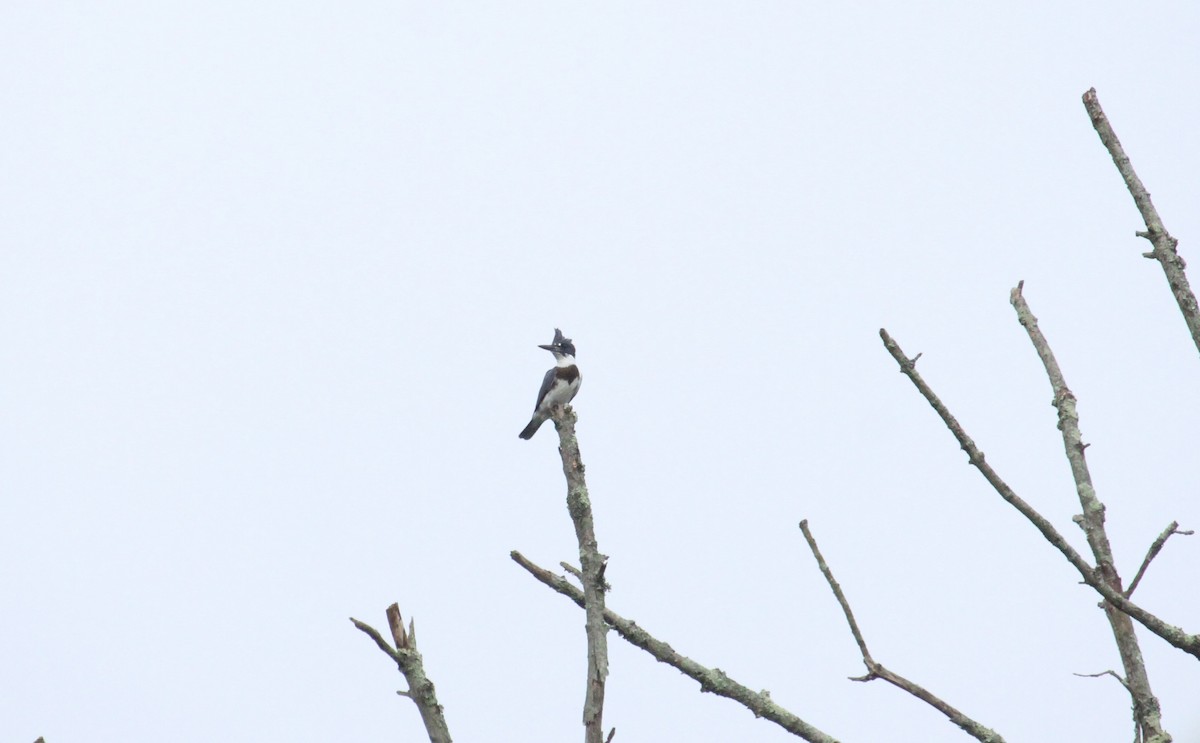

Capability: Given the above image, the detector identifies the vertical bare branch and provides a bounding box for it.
[351,604,453,743]
[551,405,609,743]
[799,521,1006,743]
[1010,283,1169,742]
[511,551,841,743]
[1082,88,1200,355]
[879,328,1200,660]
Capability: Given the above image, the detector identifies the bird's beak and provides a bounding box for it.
[538,344,556,352]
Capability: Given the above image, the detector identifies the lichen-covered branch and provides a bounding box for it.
[511,550,840,743]
[550,405,609,743]
[350,604,452,743]
[1010,283,1169,743]
[1082,88,1200,356]
[799,520,1005,743]
[879,329,1200,660]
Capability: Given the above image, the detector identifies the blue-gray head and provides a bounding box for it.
[538,328,576,359]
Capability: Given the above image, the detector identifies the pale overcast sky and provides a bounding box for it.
[3,3,1199,742]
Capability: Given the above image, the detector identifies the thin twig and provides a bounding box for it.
[1075,670,1144,743]
[799,521,1006,743]
[551,405,610,743]
[798,521,873,665]
[1011,282,1169,742]
[1074,669,1131,692]
[879,328,1200,660]
[351,604,453,743]
[1082,88,1200,356]
[1127,522,1193,598]
[511,550,841,743]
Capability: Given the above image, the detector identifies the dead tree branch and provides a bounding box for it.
[550,404,610,743]
[879,328,1200,660]
[799,520,1005,743]
[350,604,452,743]
[1082,88,1200,355]
[1127,522,1193,598]
[510,550,841,743]
[1074,669,1131,692]
[1010,282,1169,742]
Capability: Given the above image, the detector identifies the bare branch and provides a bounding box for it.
[879,328,1097,572]
[351,605,453,743]
[1009,282,1109,558]
[879,328,1200,660]
[1074,669,1131,692]
[550,405,610,743]
[1074,670,1146,743]
[352,616,402,663]
[797,521,874,666]
[511,550,841,743]
[387,603,409,649]
[1082,88,1200,355]
[1127,522,1193,598]
[799,520,1005,743]
[1011,282,1169,742]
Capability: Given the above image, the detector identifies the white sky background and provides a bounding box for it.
[2,2,1199,742]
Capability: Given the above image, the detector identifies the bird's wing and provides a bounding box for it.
[532,367,557,411]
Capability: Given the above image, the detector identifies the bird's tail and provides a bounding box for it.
[518,415,547,440]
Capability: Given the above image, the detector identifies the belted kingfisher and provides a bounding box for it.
[519,328,581,440]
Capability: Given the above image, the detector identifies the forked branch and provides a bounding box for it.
[350,604,452,743]
[1010,282,1168,742]
[879,329,1200,660]
[549,405,610,743]
[511,550,840,743]
[799,520,1005,743]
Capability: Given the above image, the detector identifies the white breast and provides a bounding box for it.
[544,375,581,407]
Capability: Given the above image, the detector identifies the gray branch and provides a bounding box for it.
[1074,669,1131,692]
[511,550,840,743]
[879,328,1200,660]
[1127,522,1193,598]
[550,405,610,743]
[799,520,1006,743]
[1082,88,1200,356]
[1010,283,1169,742]
[350,604,452,743]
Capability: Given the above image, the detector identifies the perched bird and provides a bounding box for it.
[519,328,581,440]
